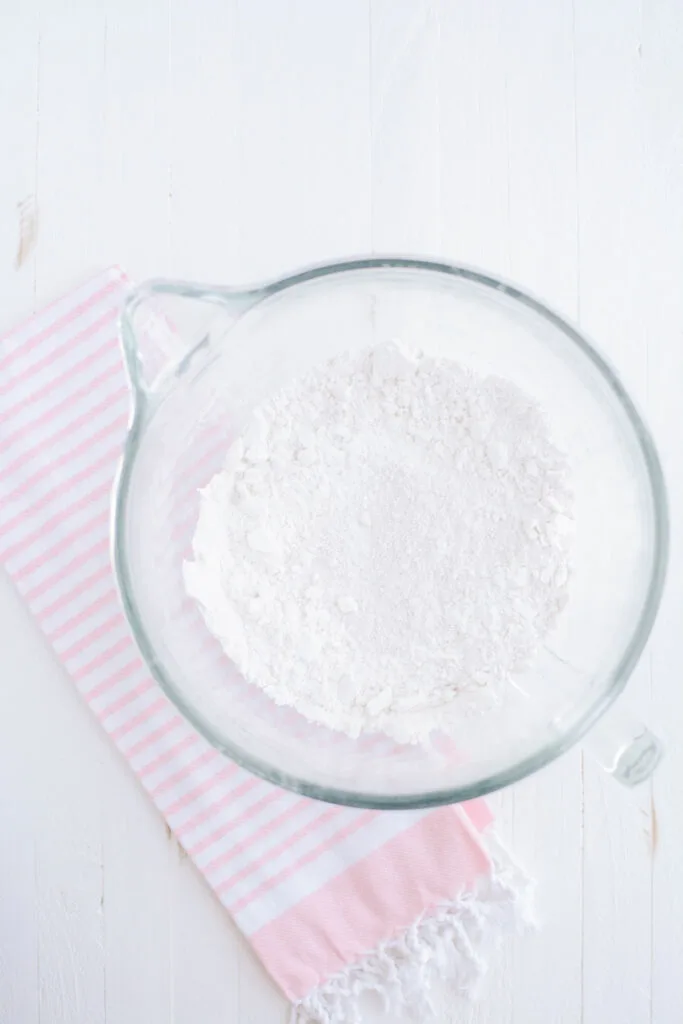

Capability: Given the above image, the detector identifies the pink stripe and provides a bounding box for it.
[0,478,111,565]
[162,763,240,819]
[461,798,494,832]
[56,611,122,662]
[137,734,198,780]
[213,800,313,894]
[72,635,134,681]
[5,412,128,504]
[33,558,112,619]
[0,364,122,468]
[197,789,284,865]
[124,717,181,759]
[0,305,119,401]
[97,675,155,717]
[1,386,126,483]
[108,695,168,742]
[213,805,340,890]
[216,805,341,896]
[1,335,119,431]
[178,776,261,839]
[42,588,119,643]
[0,277,107,350]
[15,514,110,585]
[229,811,378,916]
[250,806,491,1000]
[152,748,216,798]
[0,277,122,369]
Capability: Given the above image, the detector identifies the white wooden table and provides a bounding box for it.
[1,1,682,1021]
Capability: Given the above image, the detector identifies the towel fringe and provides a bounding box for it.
[290,831,535,1024]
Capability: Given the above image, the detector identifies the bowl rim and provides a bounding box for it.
[113,256,669,808]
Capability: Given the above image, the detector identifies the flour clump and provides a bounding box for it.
[184,342,574,744]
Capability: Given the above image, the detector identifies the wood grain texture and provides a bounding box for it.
[0,1,681,1021]
[574,5,654,1021]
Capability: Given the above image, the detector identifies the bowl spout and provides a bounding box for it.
[120,279,264,401]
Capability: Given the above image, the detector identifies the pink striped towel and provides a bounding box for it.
[0,268,531,1022]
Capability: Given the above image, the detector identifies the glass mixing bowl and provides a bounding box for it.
[114,258,668,808]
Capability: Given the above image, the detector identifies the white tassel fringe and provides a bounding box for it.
[291,832,535,1024]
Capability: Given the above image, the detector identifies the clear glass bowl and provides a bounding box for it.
[114,258,668,808]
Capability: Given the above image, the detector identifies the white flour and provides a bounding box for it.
[184,342,574,744]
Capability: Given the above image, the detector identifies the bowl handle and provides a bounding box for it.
[120,279,263,400]
[585,704,662,785]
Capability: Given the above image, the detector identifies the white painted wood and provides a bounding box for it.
[101,763,174,1024]
[573,4,655,1021]
[234,0,372,281]
[370,0,441,254]
[0,0,39,322]
[0,795,39,1024]
[639,4,683,1022]
[101,0,173,281]
[1,0,682,1021]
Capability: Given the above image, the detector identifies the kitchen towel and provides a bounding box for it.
[0,268,532,1023]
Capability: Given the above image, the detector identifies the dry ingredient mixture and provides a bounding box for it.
[184,342,574,744]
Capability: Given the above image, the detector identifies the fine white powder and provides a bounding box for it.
[184,342,574,744]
